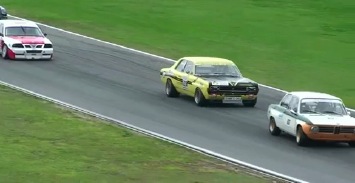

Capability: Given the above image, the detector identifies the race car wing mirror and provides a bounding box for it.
[347,110,351,115]
[290,109,298,116]
[43,33,47,36]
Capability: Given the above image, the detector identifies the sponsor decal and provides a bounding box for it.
[237,83,253,86]
[212,81,229,86]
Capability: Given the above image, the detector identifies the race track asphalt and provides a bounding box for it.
[0,23,354,183]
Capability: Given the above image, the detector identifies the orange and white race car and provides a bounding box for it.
[267,91,355,147]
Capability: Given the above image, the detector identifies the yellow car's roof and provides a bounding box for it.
[181,57,235,65]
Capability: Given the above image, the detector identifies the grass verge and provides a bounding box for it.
[2,0,354,107]
[0,85,278,182]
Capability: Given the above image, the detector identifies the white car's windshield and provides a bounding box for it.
[5,26,43,37]
[195,64,242,77]
[300,98,347,115]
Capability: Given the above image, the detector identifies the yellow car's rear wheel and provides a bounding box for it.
[165,79,179,97]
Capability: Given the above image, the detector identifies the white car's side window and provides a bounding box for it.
[280,94,292,109]
[289,96,299,112]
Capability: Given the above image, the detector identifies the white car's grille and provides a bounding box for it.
[318,126,334,133]
[24,44,43,49]
[318,126,355,134]
[26,50,42,54]
[339,127,355,133]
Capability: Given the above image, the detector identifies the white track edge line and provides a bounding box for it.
[0,80,308,183]
[7,14,355,113]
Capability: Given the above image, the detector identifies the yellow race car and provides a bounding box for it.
[160,57,259,107]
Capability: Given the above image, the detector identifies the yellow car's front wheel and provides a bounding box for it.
[242,98,257,107]
[194,88,207,106]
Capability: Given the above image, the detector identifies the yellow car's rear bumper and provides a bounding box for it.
[205,93,257,101]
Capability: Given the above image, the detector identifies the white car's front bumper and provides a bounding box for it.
[10,47,53,60]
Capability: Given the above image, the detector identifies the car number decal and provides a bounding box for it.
[182,76,188,90]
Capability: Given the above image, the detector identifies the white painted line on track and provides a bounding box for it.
[7,14,355,112]
[0,80,309,183]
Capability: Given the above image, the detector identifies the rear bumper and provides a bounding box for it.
[205,93,257,101]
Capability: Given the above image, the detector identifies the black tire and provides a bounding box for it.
[194,88,207,106]
[269,117,281,136]
[2,44,9,59]
[45,55,53,61]
[348,142,355,147]
[296,125,310,146]
[48,54,54,61]
[165,79,179,97]
[242,98,257,107]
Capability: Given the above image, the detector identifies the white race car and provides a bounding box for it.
[267,91,355,147]
[0,20,53,60]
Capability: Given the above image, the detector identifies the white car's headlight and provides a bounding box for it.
[12,43,24,48]
[310,126,319,132]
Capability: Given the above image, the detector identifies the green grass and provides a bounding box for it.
[0,85,273,183]
[2,0,355,107]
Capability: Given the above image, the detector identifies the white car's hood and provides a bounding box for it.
[303,114,355,126]
[4,36,52,44]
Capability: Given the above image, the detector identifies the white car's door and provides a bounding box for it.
[283,113,297,135]
[276,94,293,131]
[283,95,300,135]
[271,106,285,128]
